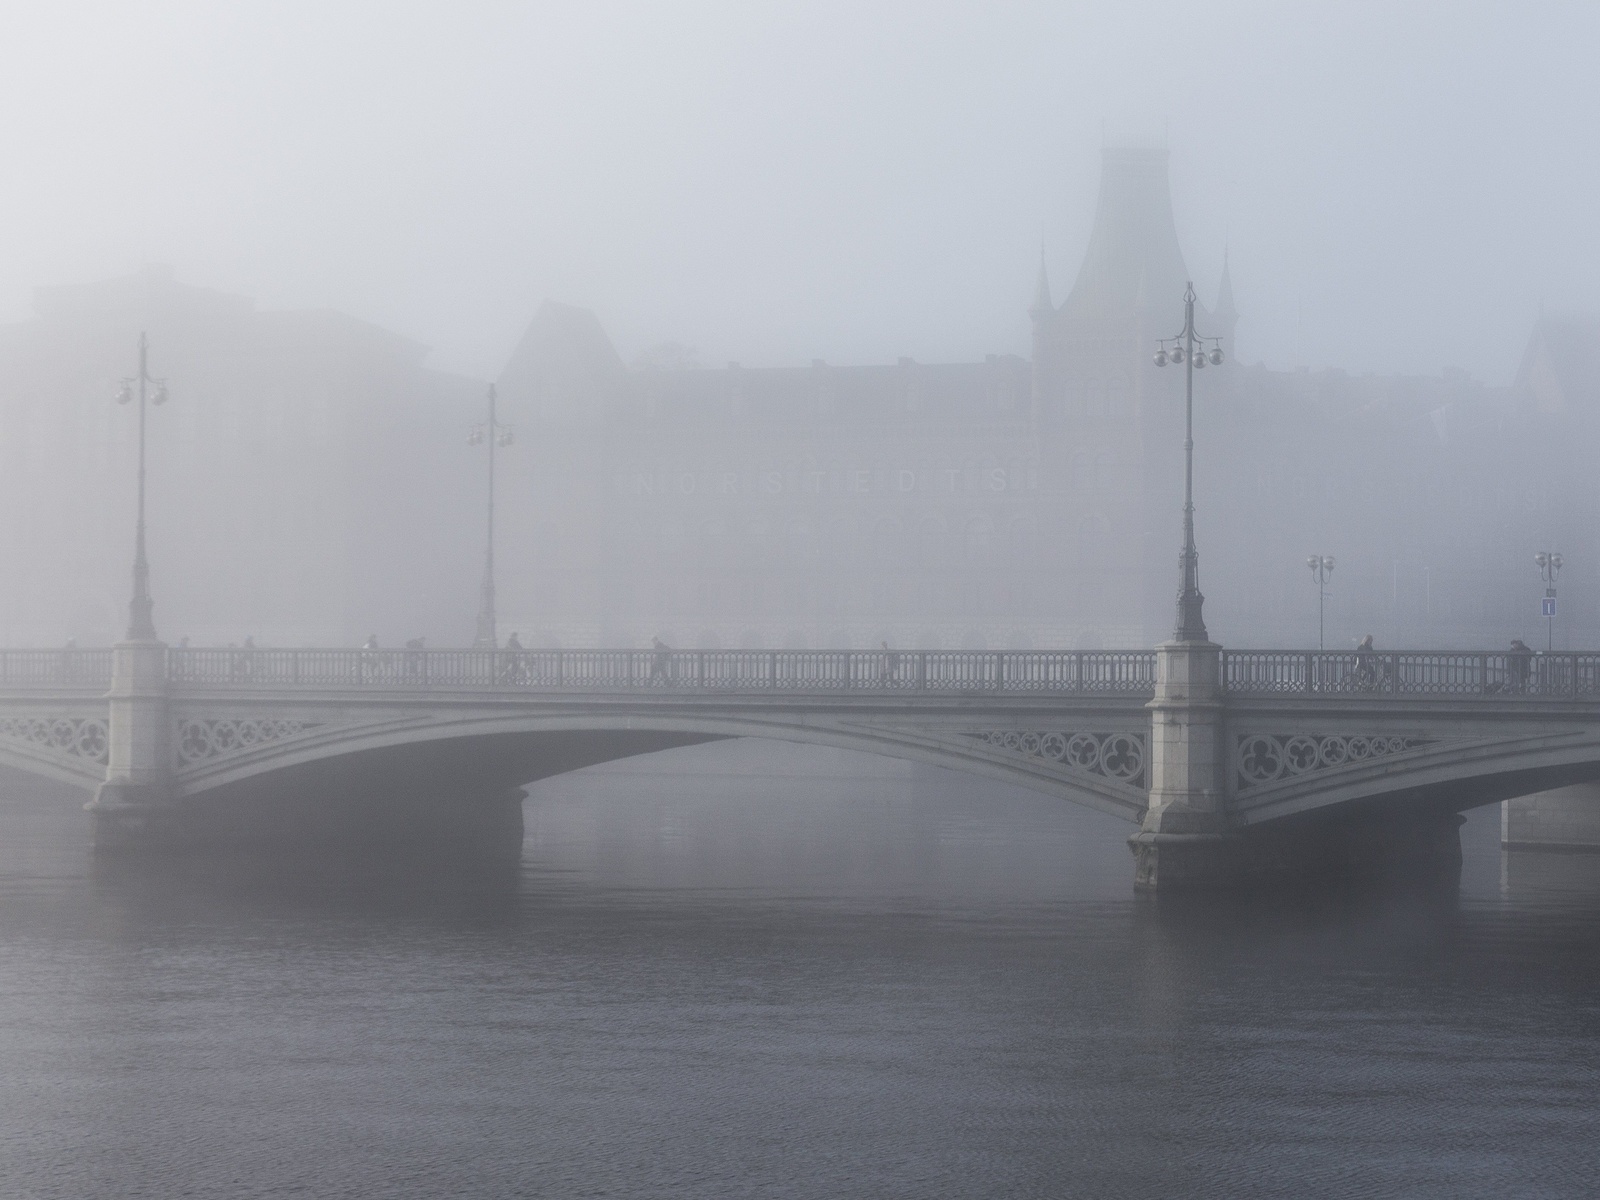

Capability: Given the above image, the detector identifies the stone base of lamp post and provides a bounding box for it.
[84,640,180,852]
[1129,637,1230,890]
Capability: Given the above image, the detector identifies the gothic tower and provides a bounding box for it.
[1031,148,1228,643]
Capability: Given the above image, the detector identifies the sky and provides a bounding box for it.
[0,0,1595,382]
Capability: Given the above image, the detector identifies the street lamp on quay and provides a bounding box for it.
[470,383,515,649]
[115,333,169,642]
[1307,555,1335,650]
[1153,282,1224,641]
[1535,550,1563,652]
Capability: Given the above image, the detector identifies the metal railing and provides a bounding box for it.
[0,649,113,689]
[1221,650,1600,698]
[163,647,1159,695]
[12,645,1600,700]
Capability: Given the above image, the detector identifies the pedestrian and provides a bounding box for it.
[1508,638,1534,693]
[879,639,900,686]
[1353,633,1379,689]
[650,636,671,684]
[500,632,526,684]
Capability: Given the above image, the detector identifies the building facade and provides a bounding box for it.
[0,152,1593,655]
[493,148,1593,654]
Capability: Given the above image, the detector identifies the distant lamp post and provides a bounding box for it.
[470,384,515,648]
[115,333,169,642]
[1535,551,1563,652]
[1307,555,1335,650]
[1153,282,1224,640]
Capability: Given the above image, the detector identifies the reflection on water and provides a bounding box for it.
[0,740,1596,1199]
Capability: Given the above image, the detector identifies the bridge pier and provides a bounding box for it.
[85,640,181,852]
[1129,639,1466,891]
[1131,638,1230,890]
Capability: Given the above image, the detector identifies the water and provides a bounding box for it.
[0,740,1596,1199]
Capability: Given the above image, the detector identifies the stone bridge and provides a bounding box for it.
[4,641,1599,888]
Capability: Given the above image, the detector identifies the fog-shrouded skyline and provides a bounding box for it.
[1,1,1596,384]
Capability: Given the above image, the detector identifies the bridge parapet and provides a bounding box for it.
[162,647,1160,694]
[140,646,1600,702]
[0,649,113,691]
[1223,650,1600,699]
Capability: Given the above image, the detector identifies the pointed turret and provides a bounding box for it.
[1214,250,1238,327]
[1061,147,1196,332]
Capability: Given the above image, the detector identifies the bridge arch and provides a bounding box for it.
[0,738,106,793]
[1235,728,1600,826]
[172,707,1151,825]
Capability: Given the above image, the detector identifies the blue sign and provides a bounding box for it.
[1542,596,1558,617]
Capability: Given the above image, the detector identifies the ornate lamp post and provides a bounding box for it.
[1535,551,1563,652]
[1153,283,1223,641]
[470,384,514,648]
[115,333,168,641]
[1307,555,1335,650]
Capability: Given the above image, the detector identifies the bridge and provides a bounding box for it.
[4,640,1600,889]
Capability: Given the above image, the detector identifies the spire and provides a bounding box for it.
[1030,247,1053,320]
[1214,248,1237,325]
[1061,147,1192,328]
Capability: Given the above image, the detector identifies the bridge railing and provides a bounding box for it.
[0,649,113,689]
[163,647,1160,694]
[1221,650,1600,697]
[18,646,1600,698]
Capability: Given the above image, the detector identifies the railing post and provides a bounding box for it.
[768,651,777,689]
[555,649,564,687]
[1305,652,1313,694]
[1390,653,1400,695]
[994,652,1004,691]
[1573,653,1580,699]
[696,651,705,689]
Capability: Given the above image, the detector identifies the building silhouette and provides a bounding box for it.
[0,152,1593,655]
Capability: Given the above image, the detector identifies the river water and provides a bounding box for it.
[0,739,1596,1199]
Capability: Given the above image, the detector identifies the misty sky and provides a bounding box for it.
[2,1,1595,383]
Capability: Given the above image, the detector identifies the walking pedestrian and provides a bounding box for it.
[1353,633,1379,689]
[1508,638,1534,693]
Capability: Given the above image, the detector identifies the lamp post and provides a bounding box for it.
[1307,555,1334,650]
[470,384,514,648]
[115,333,168,642]
[1153,282,1223,641]
[1535,551,1563,652]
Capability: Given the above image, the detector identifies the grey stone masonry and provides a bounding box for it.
[1503,784,1600,851]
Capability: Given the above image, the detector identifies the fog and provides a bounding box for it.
[2,2,1596,380]
[1,2,1597,651]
